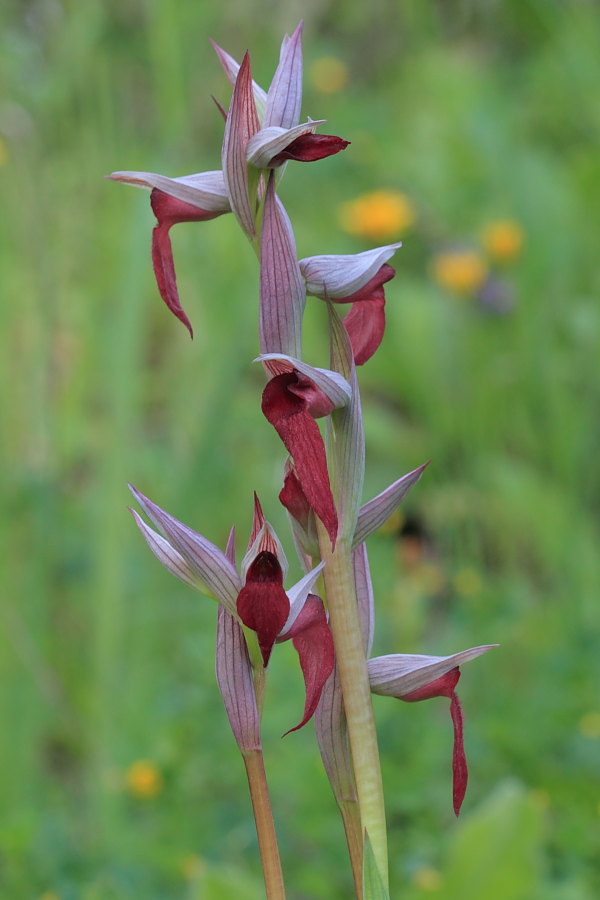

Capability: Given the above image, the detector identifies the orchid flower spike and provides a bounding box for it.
[128,486,333,733]
[299,243,402,364]
[368,645,498,815]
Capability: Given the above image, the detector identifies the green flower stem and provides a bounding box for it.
[317,527,389,890]
[243,748,286,900]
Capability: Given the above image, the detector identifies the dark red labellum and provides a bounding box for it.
[150,189,224,337]
[403,668,467,816]
[236,551,290,667]
[279,468,311,532]
[262,372,338,547]
[280,595,335,734]
[333,264,395,365]
[269,133,350,166]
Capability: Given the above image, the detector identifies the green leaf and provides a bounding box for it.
[413,780,545,900]
[194,862,265,900]
[363,831,390,900]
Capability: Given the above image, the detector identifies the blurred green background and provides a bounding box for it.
[1,0,599,897]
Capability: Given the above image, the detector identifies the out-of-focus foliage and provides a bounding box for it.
[1,1,599,897]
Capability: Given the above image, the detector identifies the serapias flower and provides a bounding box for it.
[213,23,348,168]
[246,123,349,168]
[107,170,230,336]
[220,45,348,236]
[299,243,402,364]
[129,487,333,733]
[368,645,497,815]
[313,449,494,822]
[258,352,352,547]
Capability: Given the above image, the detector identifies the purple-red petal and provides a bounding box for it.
[150,189,222,337]
[449,692,467,816]
[150,189,223,227]
[403,668,467,816]
[282,595,335,734]
[336,264,396,304]
[343,293,386,365]
[287,374,336,419]
[402,666,460,702]
[279,467,311,532]
[236,551,290,667]
[262,372,338,546]
[320,263,395,365]
[269,133,350,165]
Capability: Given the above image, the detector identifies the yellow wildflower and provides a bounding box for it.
[481,220,524,262]
[339,190,415,241]
[309,57,349,94]
[431,249,487,294]
[579,712,600,739]
[412,865,443,891]
[39,893,61,900]
[125,759,162,798]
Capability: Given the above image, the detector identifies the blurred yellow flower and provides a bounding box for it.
[481,219,524,262]
[39,893,61,900]
[579,712,600,739]
[309,56,349,94]
[339,190,415,241]
[125,759,162,798]
[412,865,443,891]
[452,567,482,598]
[431,249,487,294]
